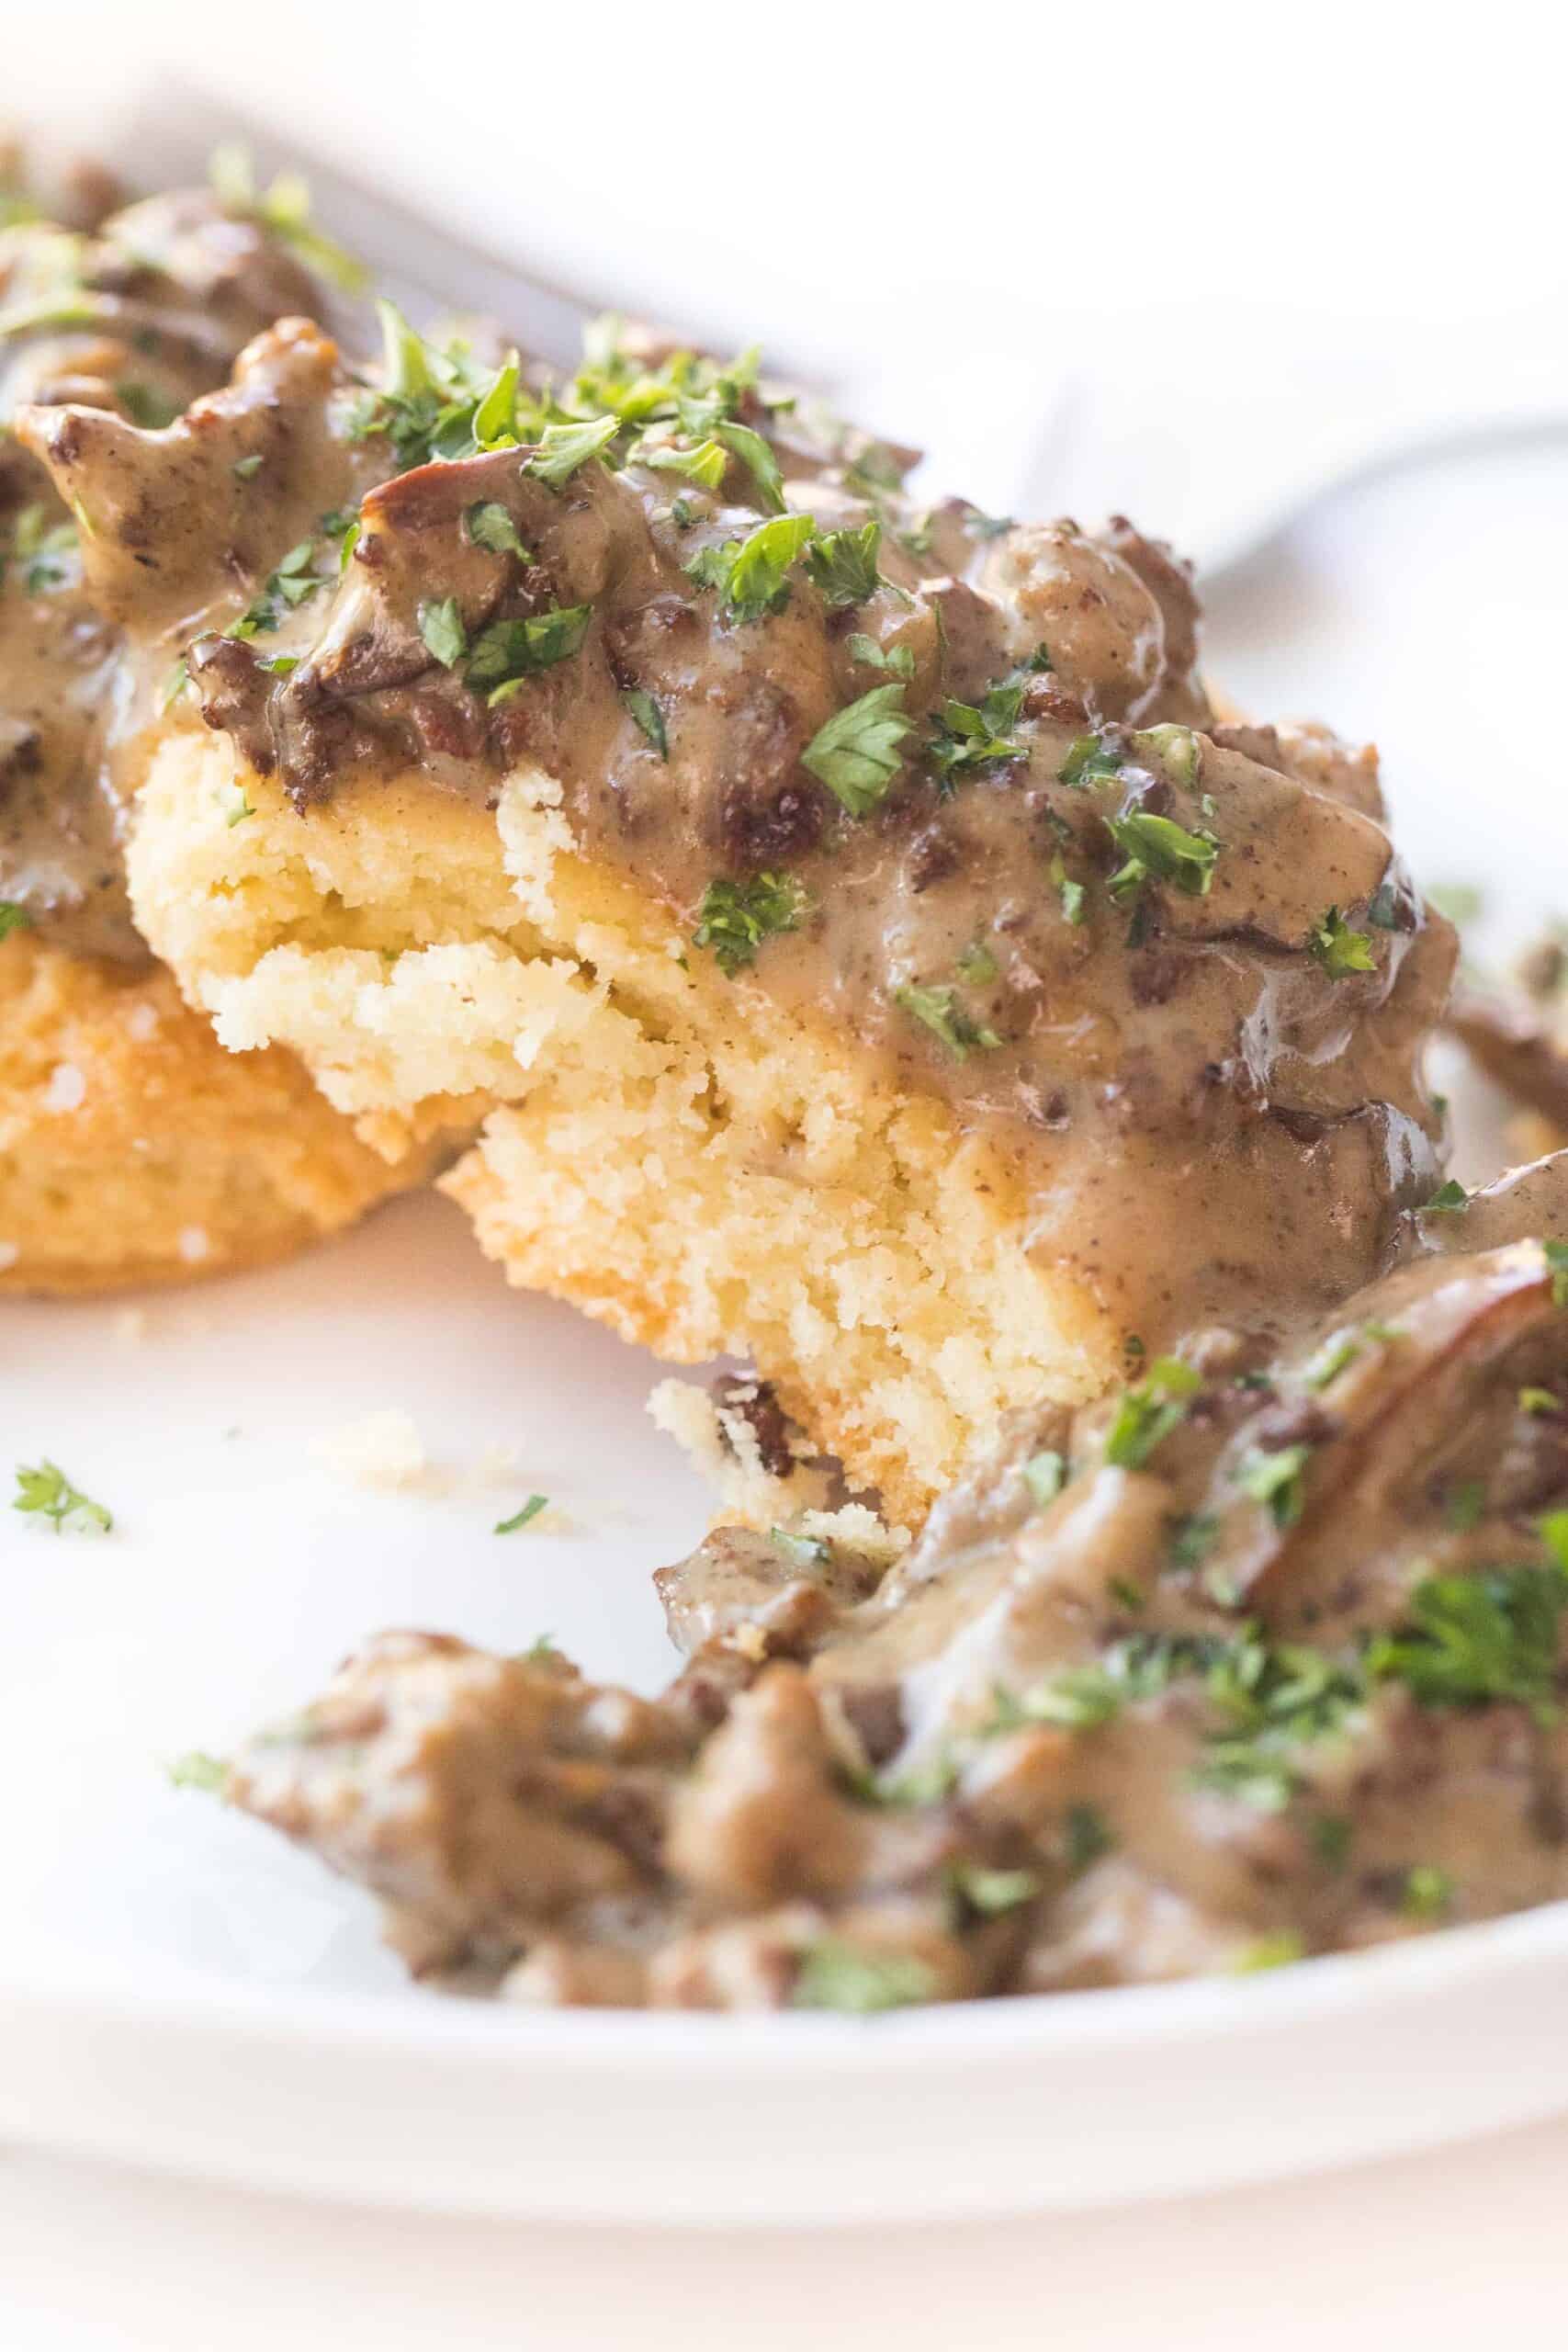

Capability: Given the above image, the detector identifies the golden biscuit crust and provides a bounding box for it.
[128,735,1120,1519]
[0,931,429,1294]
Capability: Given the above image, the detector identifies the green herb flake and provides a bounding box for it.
[1168,1512,1220,1573]
[621,687,668,758]
[1106,809,1221,900]
[771,1526,831,1570]
[523,414,621,490]
[805,520,883,608]
[1402,1863,1454,1921]
[792,1942,935,2015]
[465,501,530,560]
[115,379,181,429]
[1544,1239,1568,1308]
[1305,1334,1360,1390]
[1058,734,1122,787]
[847,631,915,679]
[209,144,367,292]
[470,604,593,699]
[947,1861,1039,1918]
[1308,1814,1352,1870]
[895,981,1002,1061]
[0,901,32,942]
[495,1494,548,1534]
[1103,1357,1201,1471]
[418,595,468,670]
[1021,1450,1066,1508]
[686,512,818,623]
[231,453,265,481]
[167,1750,228,1794]
[1521,1386,1562,1418]
[1367,1560,1568,1718]
[1424,1180,1470,1214]
[954,940,999,987]
[13,1458,113,1535]
[694,871,806,975]
[1063,1802,1114,1875]
[803,683,915,817]
[929,687,1027,788]
[1132,724,1201,787]
[1237,1442,1314,1530]
[1233,1930,1305,1973]
[1311,905,1377,978]
[639,436,729,491]
[1445,1480,1488,1532]
[712,420,785,514]
[1051,854,1087,926]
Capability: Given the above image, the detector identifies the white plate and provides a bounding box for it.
[3,434,1568,2227]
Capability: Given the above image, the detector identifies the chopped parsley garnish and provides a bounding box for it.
[13,1459,112,1535]
[1191,1636,1364,1810]
[955,941,998,986]
[929,684,1026,787]
[1103,1357,1201,1470]
[1309,1813,1352,1869]
[694,871,806,974]
[232,453,265,482]
[1305,1334,1361,1390]
[1132,724,1201,787]
[1021,1450,1066,1508]
[1423,1180,1470,1214]
[1310,906,1377,978]
[1106,809,1220,900]
[1234,1931,1304,1973]
[1544,1239,1568,1307]
[465,501,530,560]
[418,595,468,669]
[687,512,816,624]
[468,605,592,701]
[495,1494,548,1534]
[167,1751,228,1793]
[4,503,78,595]
[344,303,521,472]
[847,632,915,679]
[115,379,181,429]
[0,901,30,942]
[1168,1512,1220,1572]
[1402,1863,1453,1921]
[1237,1442,1314,1530]
[771,1526,832,1570]
[209,144,367,292]
[1519,1386,1561,1418]
[806,520,883,608]
[802,683,915,816]
[1051,854,1087,926]
[1058,733,1122,786]
[621,687,668,757]
[228,537,326,639]
[712,419,785,513]
[1062,1803,1113,1874]
[640,436,728,491]
[1366,1558,1568,1717]
[1446,1479,1488,1532]
[523,414,621,490]
[792,1942,935,2014]
[946,1861,1039,1918]
[895,981,1001,1060]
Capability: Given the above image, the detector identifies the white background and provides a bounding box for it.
[7,4,1568,2342]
